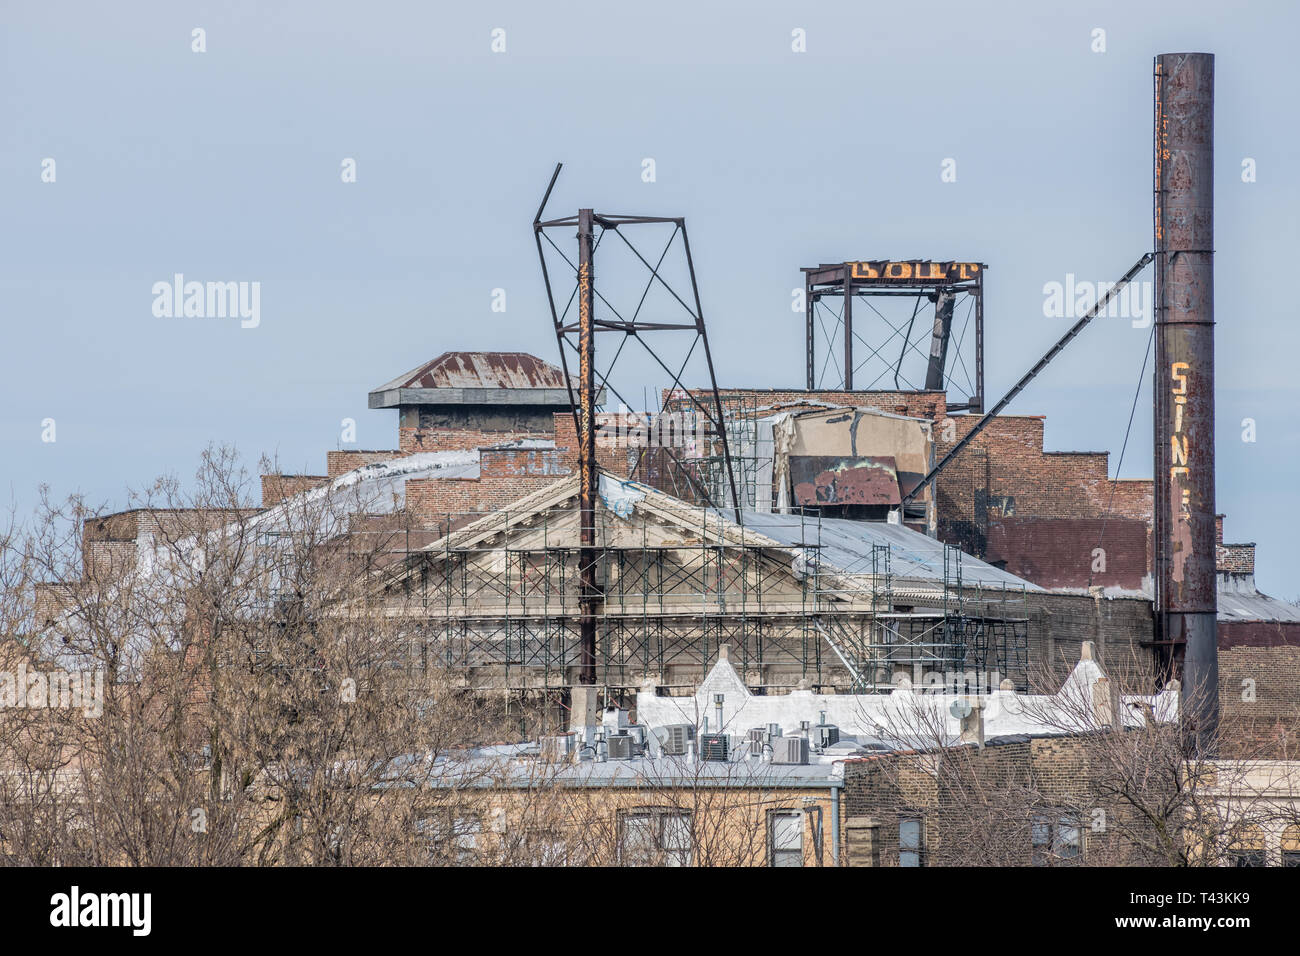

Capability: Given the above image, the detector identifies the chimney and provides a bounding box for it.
[959,698,985,748]
[569,685,599,733]
[1092,676,1117,729]
[1153,52,1218,752]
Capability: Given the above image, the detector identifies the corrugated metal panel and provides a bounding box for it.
[734,511,1040,591]
[1216,584,1300,623]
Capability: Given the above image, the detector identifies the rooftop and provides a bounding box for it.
[368,351,594,409]
[732,509,1041,591]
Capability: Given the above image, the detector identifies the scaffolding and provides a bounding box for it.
[800,529,1029,695]
[690,391,772,512]
[378,500,1029,701]
[628,389,770,512]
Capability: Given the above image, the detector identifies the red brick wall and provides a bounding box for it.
[327,450,403,478]
[261,474,328,507]
[405,475,567,528]
[929,414,1156,588]
[1218,626,1300,754]
[1216,543,1255,574]
[400,425,555,455]
[986,517,1149,590]
[479,446,567,478]
[552,413,635,476]
[403,441,575,528]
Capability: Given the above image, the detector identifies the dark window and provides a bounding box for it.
[416,811,482,864]
[768,810,803,867]
[1282,850,1300,867]
[1032,813,1083,865]
[1230,850,1267,867]
[619,808,691,867]
[899,816,925,867]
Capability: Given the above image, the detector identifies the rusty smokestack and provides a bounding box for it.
[1153,53,1217,750]
[577,208,598,686]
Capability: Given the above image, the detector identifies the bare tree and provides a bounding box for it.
[0,446,510,866]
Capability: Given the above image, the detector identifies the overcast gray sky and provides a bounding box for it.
[3,0,1296,596]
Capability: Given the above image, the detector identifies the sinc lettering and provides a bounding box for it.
[1170,361,1191,519]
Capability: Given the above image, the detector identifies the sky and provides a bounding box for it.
[2,0,1297,597]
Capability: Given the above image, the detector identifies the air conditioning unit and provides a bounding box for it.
[700,733,729,762]
[540,734,575,761]
[627,725,648,756]
[814,724,840,750]
[747,727,766,756]
[772,735,809,765]
[660,724,694,756]
[607,734,633,760]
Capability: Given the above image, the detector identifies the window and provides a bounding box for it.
[1283,851,1300,868]
[619,808,691,867]
[416,811,483,864]
[768,811,804,867]
[1230,850,1267,867]
[1032,813,1083,865]
[519,828,572,867]
[899,816,925,867]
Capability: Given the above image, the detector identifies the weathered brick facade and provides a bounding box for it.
[261,474,328,507]
[841,733,1168,866]
[1218,637,1300,754]
[704,388,948,422]
[326,450,403,478]
[931,414,1156,589]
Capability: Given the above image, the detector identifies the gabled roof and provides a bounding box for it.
[376,469,1037,595]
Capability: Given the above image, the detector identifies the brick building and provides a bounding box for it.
[41,353,1300,758]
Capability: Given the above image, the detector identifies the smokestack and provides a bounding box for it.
[1153,53,1218,751]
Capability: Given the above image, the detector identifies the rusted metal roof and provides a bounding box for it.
[375,352,572,392]
[369,351,599,409]
[790,455,901,507]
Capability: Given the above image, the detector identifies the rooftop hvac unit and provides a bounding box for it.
[627,725,648,756]
[659,724,694,756]
[540,734,575,761]
[814,724,840,750]
[700,733,729,762]
[747,727,766,756]
[602,707,629,731]
[607,734,633,760]
[772,735,809,766]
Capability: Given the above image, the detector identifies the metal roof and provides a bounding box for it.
[1217,578,1300,623]
[368,351,596,409]
[733,511,1041,591]
[372,351,570,392]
